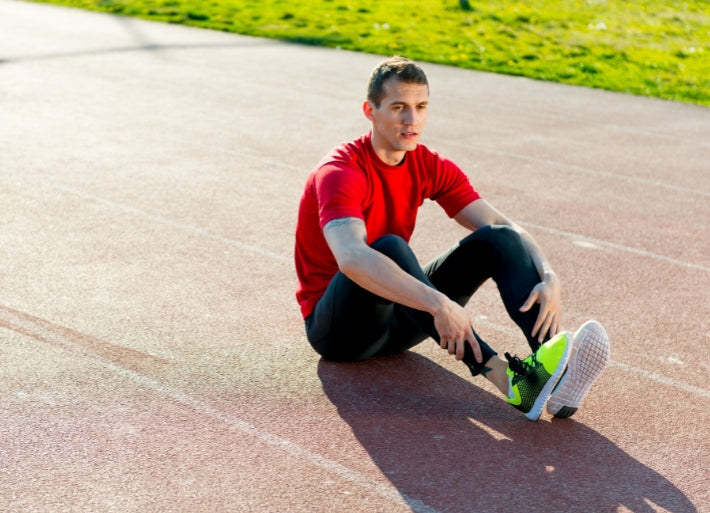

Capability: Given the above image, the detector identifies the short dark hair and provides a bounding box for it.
[367,56,429,108]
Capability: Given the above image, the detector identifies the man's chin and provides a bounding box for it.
[398,140,419,152]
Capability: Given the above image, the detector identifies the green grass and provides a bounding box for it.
[32,0,710,106]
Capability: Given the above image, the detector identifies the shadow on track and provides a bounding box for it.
[319,352,695,513]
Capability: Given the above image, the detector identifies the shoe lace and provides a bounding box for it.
[505,352,537,380]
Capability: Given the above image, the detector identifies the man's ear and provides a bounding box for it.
[363,100,375,121]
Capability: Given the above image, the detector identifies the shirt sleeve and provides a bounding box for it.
[314,162,367,229]
[429,155,481,217]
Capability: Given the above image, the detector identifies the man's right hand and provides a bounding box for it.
[432,298,482,363]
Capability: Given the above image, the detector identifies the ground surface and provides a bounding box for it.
[1,1,709,512]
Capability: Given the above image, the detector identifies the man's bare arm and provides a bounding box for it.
[454,199,562,340]
[323,217,482,362]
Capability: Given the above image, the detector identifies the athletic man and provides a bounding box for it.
[295,56,609,420]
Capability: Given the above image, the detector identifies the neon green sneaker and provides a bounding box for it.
[505,332,571,420]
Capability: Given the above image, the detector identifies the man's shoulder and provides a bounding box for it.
[314,134,371,172]
[413,141,448,161]
[331,133,370,160]
[409,142,459,173]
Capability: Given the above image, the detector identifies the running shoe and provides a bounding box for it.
[547,320,610,418]
[505,331,571,421]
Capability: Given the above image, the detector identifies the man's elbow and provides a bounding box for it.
[334,247,369,279]
[336,254,360,277]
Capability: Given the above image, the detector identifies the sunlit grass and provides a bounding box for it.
[31,0,710,105]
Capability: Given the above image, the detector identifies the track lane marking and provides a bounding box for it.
[0,307,441,513]
[429,135,710,199]
[52,184,290,263]
[52,182,709,273]
[48,183,710,399]
[519,222,710,273]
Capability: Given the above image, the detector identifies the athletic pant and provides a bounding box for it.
[304,225,547,376]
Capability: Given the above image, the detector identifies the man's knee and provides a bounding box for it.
[371,234,424,279]
[370,234,415,262]
[371,234,409,253]
[470,224,525,256]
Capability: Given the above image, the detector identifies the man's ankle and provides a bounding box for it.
[481,356,509,396]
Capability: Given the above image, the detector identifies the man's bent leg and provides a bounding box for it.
[306,234,496,364]
[366,236,498,373]
[424,225,547,352]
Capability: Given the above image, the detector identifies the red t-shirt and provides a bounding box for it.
[294,133,481,319]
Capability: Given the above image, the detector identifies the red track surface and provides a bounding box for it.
[1,1,708,512]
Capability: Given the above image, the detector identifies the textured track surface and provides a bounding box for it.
[1,1,709,512]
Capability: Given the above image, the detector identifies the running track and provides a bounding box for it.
[1,1,708,512]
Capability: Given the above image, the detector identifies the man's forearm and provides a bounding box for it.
[337,245,447,315]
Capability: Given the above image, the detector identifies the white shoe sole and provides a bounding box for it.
[546,320,610,418]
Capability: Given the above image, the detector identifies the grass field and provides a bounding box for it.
[32,0,710,106]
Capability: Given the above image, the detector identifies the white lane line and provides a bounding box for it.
[240,144,710,272]
[609,361,710,399]
[241,149,307,173]
[52,184,290,263]
[53,181,708,274]
[1,308,441,513]
[519,222,710,273]
[454,101,710,148]
[429,135,710,199]
[52,184,709,397]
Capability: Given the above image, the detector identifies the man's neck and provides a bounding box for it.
[369,135,407,166]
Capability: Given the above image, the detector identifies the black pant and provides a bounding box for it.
[305,225,546,376]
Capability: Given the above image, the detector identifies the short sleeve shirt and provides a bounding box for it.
[294,133,481,318]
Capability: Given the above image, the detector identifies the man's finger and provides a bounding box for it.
[538,314,553,342]
[467,338,482,363]
[531,309,545,339]
[519,290,538,312]
[466,325,482,363]
[551,315,560,337]
[456,339,465,360]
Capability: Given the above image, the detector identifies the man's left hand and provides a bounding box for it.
[519,272,562,343]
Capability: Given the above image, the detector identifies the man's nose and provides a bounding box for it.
[403,109,417,125]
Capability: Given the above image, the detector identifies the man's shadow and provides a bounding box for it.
[318,352,695,513]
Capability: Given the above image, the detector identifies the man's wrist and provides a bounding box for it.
[425,289,450,316]
[542,270,558,283]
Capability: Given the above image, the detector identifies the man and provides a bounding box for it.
[295,56,609,420]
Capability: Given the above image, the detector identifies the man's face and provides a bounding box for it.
[365,78,429,165]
